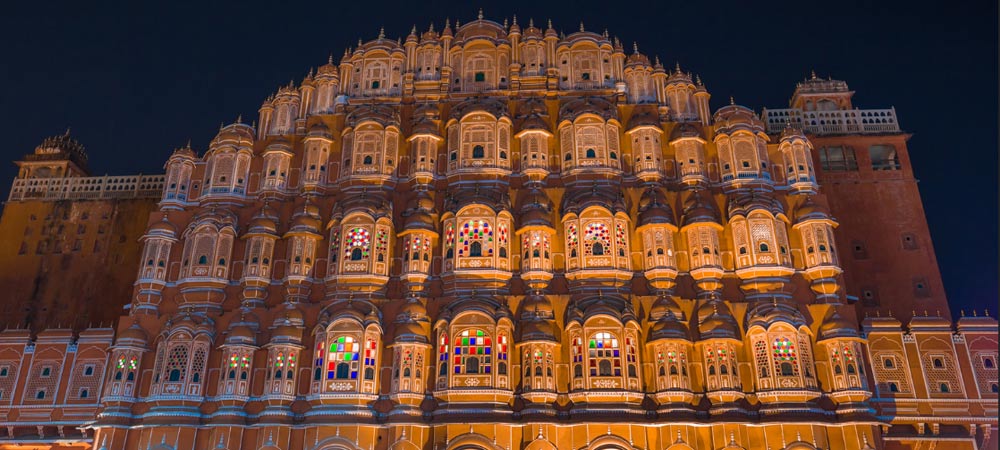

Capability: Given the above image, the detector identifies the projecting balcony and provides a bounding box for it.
[761,108,900,135]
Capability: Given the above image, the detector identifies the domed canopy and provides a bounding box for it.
[566,292,637,326]
[347,104,400,127]
[306,121,332,139]
[519,114,550,133]
[561,183,628,215]
[212,121,256,146]
[453,15,508,42]
[170,142,196,160]
[745,299,808,331]
[117,321,149,346]
[247,203,280,236]
[727,192,785,219]
[650,310,689,341]
[559,96,617,122]
[793,196,831,224]
[518,186,554,229]
[450,97,509,121]
[626,107,660,130]
[638,186,676,227]
[519,293,557,342]
[818,308,859,340]
[697,297,739,340]
[669,122,705,143]
[713,104,765,134]
[680,189,720,227]
[402,189,437,232]
[287,200,322,235]
[145,214,178,239]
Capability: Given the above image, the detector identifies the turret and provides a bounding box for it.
[792,196,842,302]
[637,186,678,293]
[779,124,818,194]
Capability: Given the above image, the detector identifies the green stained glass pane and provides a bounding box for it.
[589,340,596,348]
[477,330,484,336]
[344,353,351,361]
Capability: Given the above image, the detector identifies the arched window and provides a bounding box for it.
[592,242,604,256]
[472,145,485,158]
[589,332,620,377]
[985,358,995,369]
[933,358,943,368]
[940,383,949,393]
[889,382,899,392]
[884,358,894,368]
[780,362,794,376]
[327,336,360,380]
[772,337,798,376]
[454,329,491,375]
[470,241,483,257]
[586,148,596,158]
[351,248,363,261]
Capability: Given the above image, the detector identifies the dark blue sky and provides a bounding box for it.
[1,0,996,316]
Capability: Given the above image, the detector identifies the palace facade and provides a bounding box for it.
[0,14,995,450]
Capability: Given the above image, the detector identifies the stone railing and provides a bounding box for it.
[761,108,900,135]
[7,174,165,202]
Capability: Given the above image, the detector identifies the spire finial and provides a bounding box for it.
[811,69,817,79]
[236,114,242,124]
[478,8,483,20]
[328,54,334,64]
[633,41,638,53]
[580,21,585,32]
[378,26,385,39]
[547,19,553,29]
[729,96,735,105]
[512,15,518,26]
[64,127,71,136]
[410,24,417,35]
[503,18,507,28]
[529,18,534,28]
[675,61,681,73]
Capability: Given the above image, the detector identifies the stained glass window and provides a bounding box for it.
[772,337,798,375]
[497,222,508,252]
[584,222,611,256]
[567,224,579,257]
[588,332,620,377]
[364,338,377,380]
[445,223,455,259]
[754,340,769,378]
[458,220,493,257]
[454,329,492,375]
[438,334,449,376]
[328,336,360,379]
[615,222,628,249]
[329,229,340,263]
[344,227,371,260]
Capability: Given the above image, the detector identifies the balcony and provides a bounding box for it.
[761,108,900,135]
[8,174,165,202]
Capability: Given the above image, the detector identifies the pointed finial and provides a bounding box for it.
[512,15,518,26]
[811,69,817,79]
[972,309,977,317]
[603,28,609,38]
[410,24,417,35]
[985,308,990,317]
[675,61,681,73]
[529,18,534,28]
[378,26,385,39]
[696,74,703,85]
[503,18,508,28]
[357,38,362,46]
[64,127,71,136]
[729,96,735,105]
[924,310,928,316]
[478,8,483,20]
[580,22,585,32]
[547,19,553,29]
[236,114,242,124]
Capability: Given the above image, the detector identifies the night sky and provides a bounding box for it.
[1,1,996,317]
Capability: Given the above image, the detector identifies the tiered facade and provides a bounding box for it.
[0,15,995,450]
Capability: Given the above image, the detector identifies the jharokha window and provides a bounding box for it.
[773,337,799,377]
[345,227,371,262]
[326,336,361,379]
[458,220,493,258]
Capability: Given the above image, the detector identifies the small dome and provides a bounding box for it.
[666,65,693,84]
[225,323,257,346]
[559,96,617,122]
[780,122,806,142]
[265,136,292,153]
[247,203,280,235]
[519,114,550,133]
[638,186,676,227]
[680,189,720,227]
[697,298,739,340]
[453,17,508,42]
[317,55,339,77]
[818,308,858,340]
[650,310,690,341]
[794,196,831,224]
[713,103,765,134]
[117,321,149,345]
[450,96,509,121]
[626,107,660,130]
[745,299,808,330]
[170,143,196,159]
[625,50,651,67]
[306,121,332,139]
[403,190,437,232]
[411,119,441,136]
[287,201,322,235]
[146,214,178,238]
[727,192,784,219]
[518,187,554,228]
[561,183,627,215]
[213,121,256,146]
[669,122,704,143]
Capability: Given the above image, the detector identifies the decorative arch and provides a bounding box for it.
[584,434,635,450]
[446,432,503,450]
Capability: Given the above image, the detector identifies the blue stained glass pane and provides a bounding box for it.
[455,348,461,355]
[485,367,491,374]
[351,372,358,379]
[597,341,603,348]
[327,372,334,379]
[337,344,344,352]
[485,348,491,354]
[613,350,620,357]
[455,367,461,374]
[353,354,360,361]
